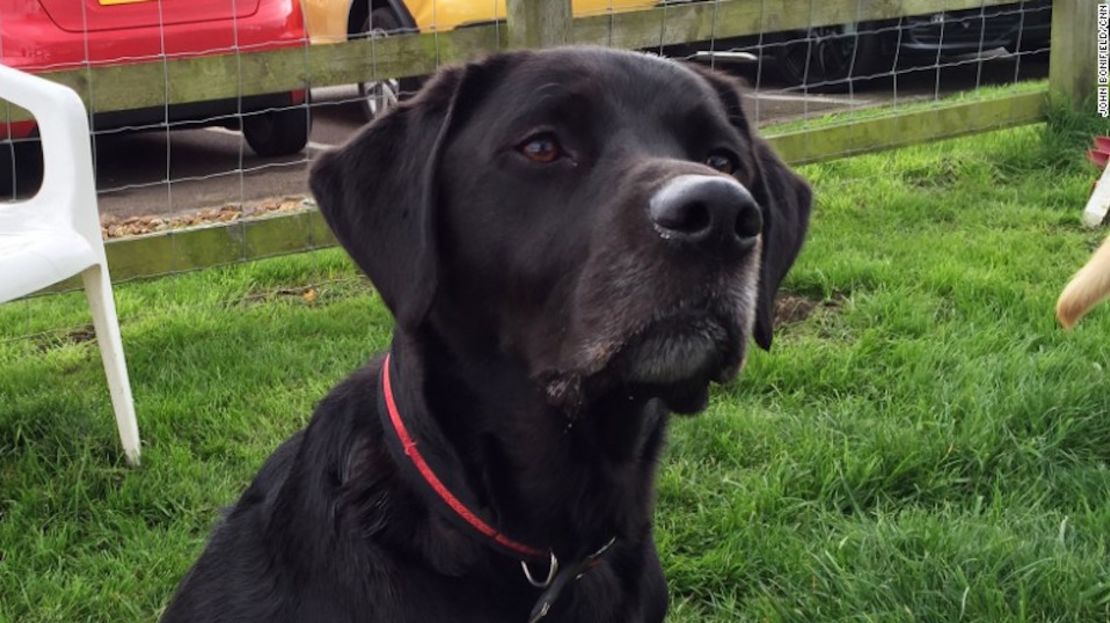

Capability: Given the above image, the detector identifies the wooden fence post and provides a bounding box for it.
[1049,0,1103,109]
[506,0,573,49]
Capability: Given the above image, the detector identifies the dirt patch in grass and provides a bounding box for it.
[236,285,321,307]
[32,324,96,352]
[774,293,844,327]
[232,277,373,309]
[902,158,962,189]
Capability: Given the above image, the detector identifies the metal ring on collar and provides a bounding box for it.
[521,552,559,588]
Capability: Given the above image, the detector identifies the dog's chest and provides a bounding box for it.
[366,564,655,623]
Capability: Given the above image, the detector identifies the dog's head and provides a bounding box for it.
[311,47,811,414]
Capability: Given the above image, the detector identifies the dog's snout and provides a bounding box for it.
[649,175,762,250]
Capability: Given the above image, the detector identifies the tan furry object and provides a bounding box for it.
[1057,235,1110,329]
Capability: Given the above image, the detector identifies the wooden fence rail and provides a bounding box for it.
[6,0,1042,123]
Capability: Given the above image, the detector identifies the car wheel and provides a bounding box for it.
[242,104,311,158]
[774,23,886,91]
[357,7,420,120]
[0,139,44,199]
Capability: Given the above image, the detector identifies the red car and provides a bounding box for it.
[1,0,310,157]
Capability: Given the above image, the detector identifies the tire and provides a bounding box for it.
[774,22,888,91]
[242,103,311,158]
[0,139,44,199]
[357,7,422,121]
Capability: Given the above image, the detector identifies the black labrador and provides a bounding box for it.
[161,46,811,623]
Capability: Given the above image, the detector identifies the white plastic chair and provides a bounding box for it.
[0,64,140,465]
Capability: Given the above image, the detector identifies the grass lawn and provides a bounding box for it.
[4,111,1110,622]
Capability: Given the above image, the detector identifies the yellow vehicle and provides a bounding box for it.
[302,0,659,118]
[303,0,656,44]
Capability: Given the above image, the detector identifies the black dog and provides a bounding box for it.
[161,46,811,622]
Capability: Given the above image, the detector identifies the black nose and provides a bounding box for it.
[649,175,763,250]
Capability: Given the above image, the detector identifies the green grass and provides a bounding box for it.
[4,109,1110,621]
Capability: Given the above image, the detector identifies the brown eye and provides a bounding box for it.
[705,152,737,175]
[518,133,562,164]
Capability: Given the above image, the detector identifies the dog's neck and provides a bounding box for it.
[384,329,667,565]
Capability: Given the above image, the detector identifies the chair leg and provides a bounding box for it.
[81,262,140,466]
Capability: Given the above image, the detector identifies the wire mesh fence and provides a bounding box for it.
[0,0,1060,310]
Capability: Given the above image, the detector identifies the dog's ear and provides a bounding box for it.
[309,60,496,330]
[687,64,813,350]
[749,137,812,350]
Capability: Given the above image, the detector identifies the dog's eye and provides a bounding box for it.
[518,133,563,164]
[705,152,737,175]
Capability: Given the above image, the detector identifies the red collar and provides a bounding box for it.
[379,352,616,622]
[380,352,546,560]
